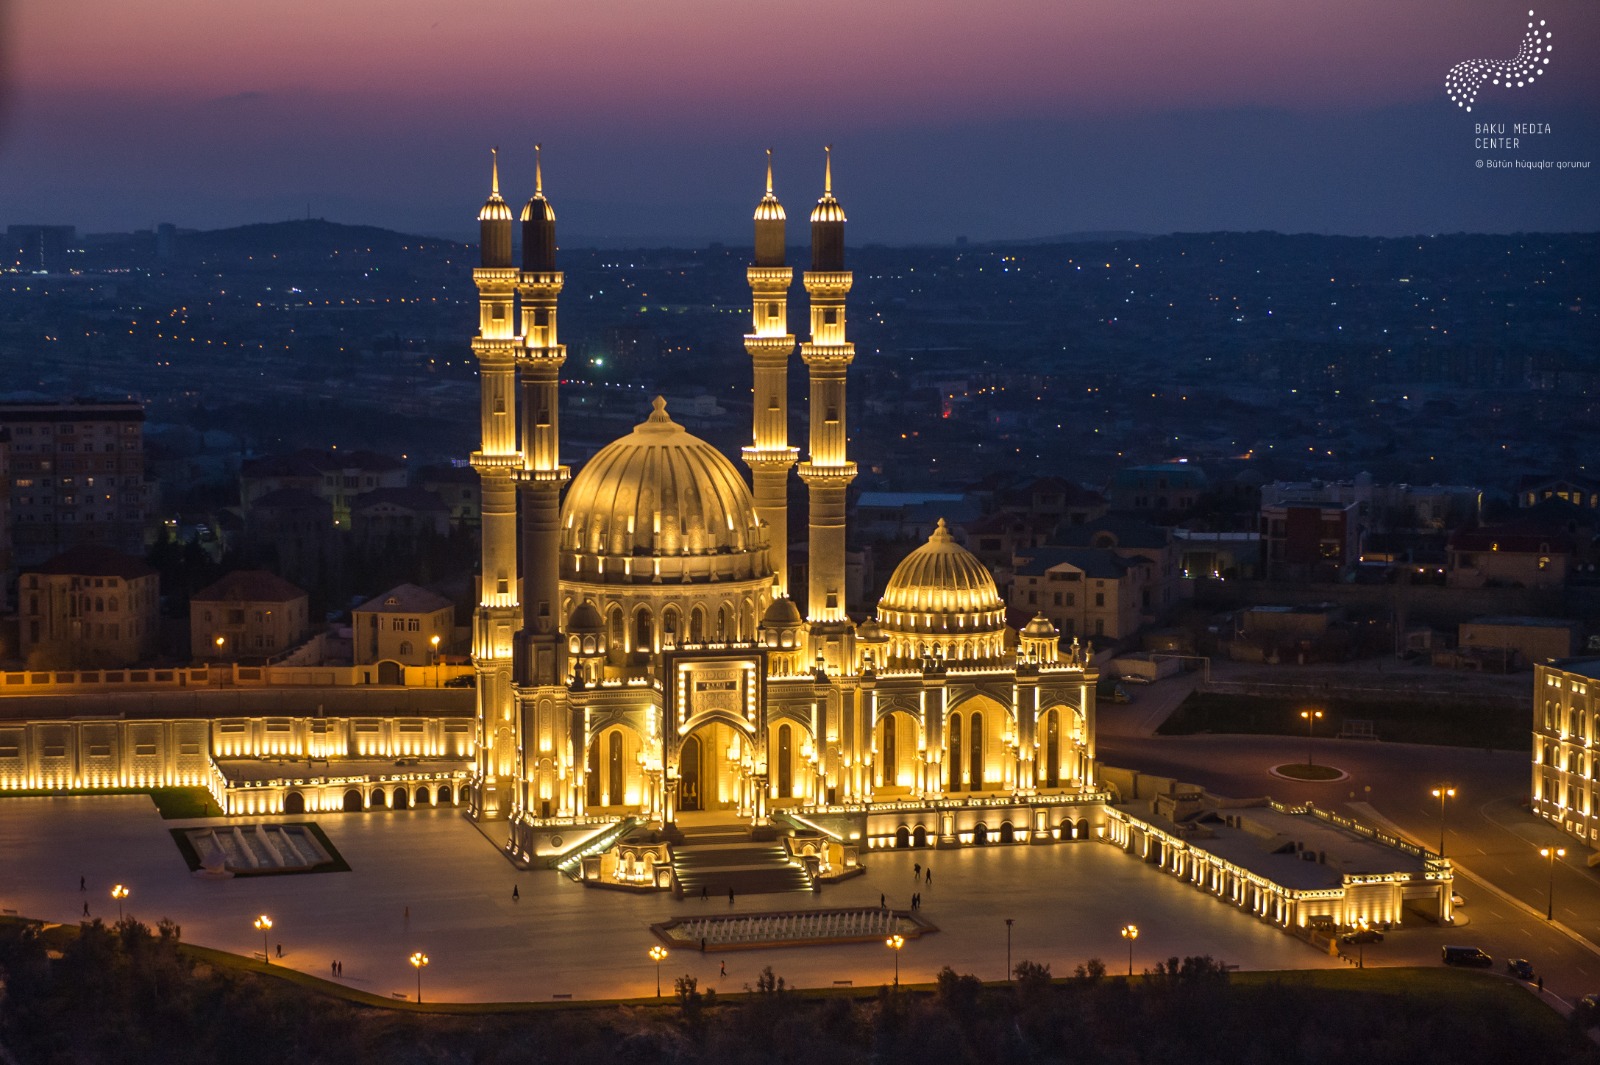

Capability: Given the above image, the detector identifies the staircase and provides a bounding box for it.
[670,823,813,898]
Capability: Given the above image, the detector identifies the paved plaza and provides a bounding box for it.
[0,796,1340,1003]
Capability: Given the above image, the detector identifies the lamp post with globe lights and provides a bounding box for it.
[1540,846,1565,920]
[254,915,272,964]
[111,884,128,922]
[1299,709,1323,767]
[410,951,429,1002]
[886,934,905,988]
[1431,785,1455,857]
[1120,924,1138,977]
[648,945,668,998]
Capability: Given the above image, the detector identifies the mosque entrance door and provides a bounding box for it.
[677,721,743,815]
[680,735,704,812]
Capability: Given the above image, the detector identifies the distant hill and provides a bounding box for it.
[987,230,1155,246]
[177,219,466,266]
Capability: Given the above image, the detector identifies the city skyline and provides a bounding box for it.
[3,0,1598,242]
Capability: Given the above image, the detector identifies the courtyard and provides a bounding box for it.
[0,795,1342,1003]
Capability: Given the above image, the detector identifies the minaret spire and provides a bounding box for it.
[799,146,854,660]
[491,146,501,196]
[745,149,797,597]
[534,143,543,197]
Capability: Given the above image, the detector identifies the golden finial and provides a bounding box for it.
[491,147,500,196]
[824,145,833,196]
[766,148,774,196]
[534,144,544,197]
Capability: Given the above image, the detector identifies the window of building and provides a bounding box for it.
[1094,593,1105,607]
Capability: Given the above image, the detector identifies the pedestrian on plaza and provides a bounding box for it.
[79,874,85,892]
[82,901,89,917]
[925,867,932,886]
[913,862,921,878]
[512,884,519,902]
[404,905,410,925]
[331,961,337,977]
[719,961,726,978]
[728,888,735,905]
[700,937,707,952]
[337,961,343,976]
[701,885,708,900]
[880,893,886,909]
[1537,976,1544,993]
[276,943,283,959]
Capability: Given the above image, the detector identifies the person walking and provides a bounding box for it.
[79,875,86,892]
[880,893,886,909]
[728,887,735,905]
[701,885,708,900]
[913,862,921,879]
[719,961,727,978]
[512,884,520,902]
[331,961,337,977]
[925,867,932,886]
[82,901,89,917]
[276,943,283,959]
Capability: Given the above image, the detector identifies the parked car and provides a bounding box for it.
[1340,927,1384,944]
[1442,945,1493,967]
[1120,673,1155,685]
[1506,958,1536,980]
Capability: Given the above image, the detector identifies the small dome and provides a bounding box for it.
[857,619,887,642]
[880,520,1003,616]
[561,397,770,584]
[755,193,786,223]
[1022,613,1059,638]
[567,601,604,633]
[521,194,555,224]
[809,195,846,225]
[761,596,802,628]
[876,519,1006,666]
[479,194,512,223]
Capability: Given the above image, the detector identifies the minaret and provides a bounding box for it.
[797,147,856,659]
[741,149,798,596]
[516,144,569,693]
[469,148,524,820]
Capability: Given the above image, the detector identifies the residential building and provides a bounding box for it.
[1532,658,1600,849]
[1259,500,1361,580]
[0,400,150,568]
[352,583,455,668]
[16,545,159,668]
[1105,462,1207,515]
[1010,546,1150,641]
[190,570,310,660]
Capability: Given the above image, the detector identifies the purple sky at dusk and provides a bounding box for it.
[3,0,1597,242]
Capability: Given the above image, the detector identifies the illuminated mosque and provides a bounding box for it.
[464,147,1106,870]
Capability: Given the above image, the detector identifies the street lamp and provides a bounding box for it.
[886,934,905,988]
[430,634,441,688]
[110,884,128,922]
[1299,709,1324,767]
[1120,924,1138,977]
[1005,917,1015,982]
[254,915,272,963]
[410,951,429,1002]
[1539,846,1566,921]
[1431,785,1456,858]
[648,945,668,998]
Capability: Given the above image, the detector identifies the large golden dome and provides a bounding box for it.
[560,397,770,585]
[876,519,1006,665]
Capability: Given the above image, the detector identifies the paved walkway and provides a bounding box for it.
[0,795,1336,1003]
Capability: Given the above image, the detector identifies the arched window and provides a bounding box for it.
[635,610,653,654]
[970,711,985,790]
[778,723,792,798]
[1045,710,1061,788]
[399,641,413,656]
[948,715,964,792]
[880,716,896,787]
[586,741,602,807]
[690,607,705,644]
[608,731,624,806]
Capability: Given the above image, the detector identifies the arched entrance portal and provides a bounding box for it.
[677,721,746,815]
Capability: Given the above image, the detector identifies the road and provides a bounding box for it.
[1096,662,1600,1013]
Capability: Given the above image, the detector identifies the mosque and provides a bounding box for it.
[465,148,1106,869]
